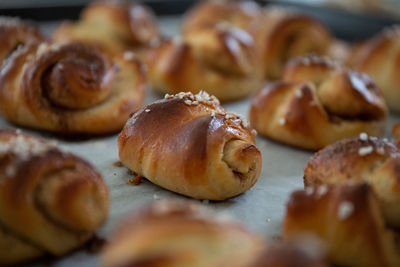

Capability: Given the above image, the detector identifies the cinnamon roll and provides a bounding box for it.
[249,55,387,150]
[118,91,262,200]
[283,184,400,267]
[53,1,160,59]
[0,41,146,134]
[258,8,333,80]
[182,3,338,80]
[0,129,109,265]
[103,199,329,267]
[304,135,400,227]
[181,0,261,36]
[147,24,263,101]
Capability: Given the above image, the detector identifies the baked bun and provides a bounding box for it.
[0,129,109,265]
[304,135,400,227]
[350,26,400,112]
[102,199,265,267]
[0,41,145,134]
[53,1,160,59]
[258,8,332,80]
[118,91,262,200]
[181,0,261,35]
[283,184,400,267]
[0,17,44,62]
[147,24,263,101]
[249,55,387,150]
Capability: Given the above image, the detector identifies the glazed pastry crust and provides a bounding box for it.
[0,129,109,265]
[0,41,145,134]
[304,136,400,227]
[249,55,387,150]
[118,92,262,200]
[147,25,263,102]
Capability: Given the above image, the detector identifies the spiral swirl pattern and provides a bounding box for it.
[0,38,145,134]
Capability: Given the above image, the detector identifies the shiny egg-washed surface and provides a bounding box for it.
[0,16,399,266]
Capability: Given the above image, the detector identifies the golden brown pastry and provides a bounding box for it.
[304,135,400,227]
[147,24,263,101]
[53,1,160,59]
[0,40,146,134]
[102,199,265,267]
[350,26,400,112]
[118,91,262,200]
[249,55,387,150]
[283,184,400,267]
[0,129,109,265]
[103,199,329,267]
[181,0,262,36]
[257,8,332,80]
[0,17,44,63]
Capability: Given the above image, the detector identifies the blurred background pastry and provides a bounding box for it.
[53,1,160,60]
[182,0,261,35]
[103,199,328,267]
[147,24,263,101]
[350,26,400,113]
[102,199,265,267]
[256,7,333,80]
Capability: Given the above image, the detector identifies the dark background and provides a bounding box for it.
[0,0,398,41]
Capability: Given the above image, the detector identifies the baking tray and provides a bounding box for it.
[0,0,198,21]
[264,0,400,41]
[1,10,400,267]
[1,0,399,40]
